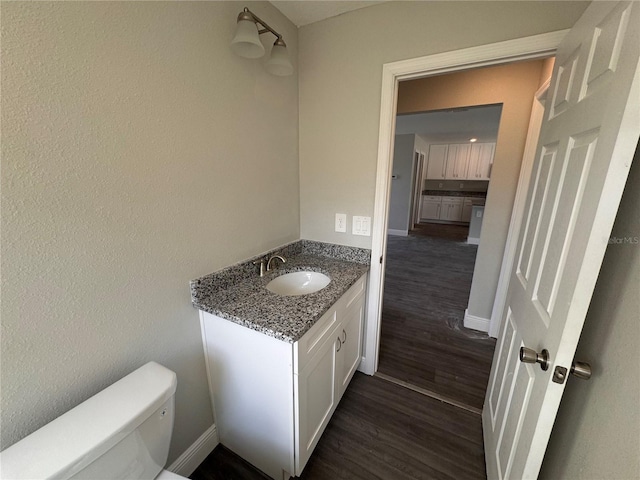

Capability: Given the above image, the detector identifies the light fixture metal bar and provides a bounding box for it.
[240,7,286,46]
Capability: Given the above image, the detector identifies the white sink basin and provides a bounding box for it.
[266,271,331,296]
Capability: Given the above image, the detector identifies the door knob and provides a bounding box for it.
[570,361,592,380]
[519,346,550,371]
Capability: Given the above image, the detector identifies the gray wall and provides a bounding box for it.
[388,134,415,232]
[298,1,590,249]
[540,144,640,480]
[1,2,299,463]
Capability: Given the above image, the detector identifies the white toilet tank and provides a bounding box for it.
[1,362,178,480]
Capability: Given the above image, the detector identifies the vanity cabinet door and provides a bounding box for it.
[294,322,341,475]
[337,297,364,401]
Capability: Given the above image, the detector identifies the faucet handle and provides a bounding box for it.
[252,259,267,277]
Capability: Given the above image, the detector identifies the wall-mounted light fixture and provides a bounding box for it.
[230,7,293,76]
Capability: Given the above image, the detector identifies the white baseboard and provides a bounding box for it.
[167,424,219,477]
[467,236,481,245]
[388,229,408,236]
[464,309,490,333]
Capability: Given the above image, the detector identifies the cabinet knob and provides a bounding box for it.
[336,337,342,352]
[342,329,347,344]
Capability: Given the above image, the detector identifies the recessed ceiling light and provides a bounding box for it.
[470,138,478,143]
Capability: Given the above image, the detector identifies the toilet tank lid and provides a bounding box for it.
[0,362,177,480]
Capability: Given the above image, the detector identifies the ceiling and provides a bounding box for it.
[270,1,386,27]
[395,105,503,143]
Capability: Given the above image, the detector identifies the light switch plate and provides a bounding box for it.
[335,213,347,233]
[352,216,371,236]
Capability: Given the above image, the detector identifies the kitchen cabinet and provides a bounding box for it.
[440,197,464,221]
[462,198,474,223]
[426,142,494,181]
[200,274,367,480]
[467,142,495,180]
[420,195,442,221]
[422,195,485,223]
[425,144,448,179]
[445,144,471,179]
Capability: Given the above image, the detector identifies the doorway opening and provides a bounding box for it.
[375,57,554,411]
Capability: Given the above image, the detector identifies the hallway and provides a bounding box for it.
[377,224,496,410]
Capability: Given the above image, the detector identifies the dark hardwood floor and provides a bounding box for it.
[190,373,486,480]
[377,223,496,410]
[190,222,494,480]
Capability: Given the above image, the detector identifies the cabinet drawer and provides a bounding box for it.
[294,274,366,374]
[340,274,366,311]
[423,195,442,202]
[441,196,464,205]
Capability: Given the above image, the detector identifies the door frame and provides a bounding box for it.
[360,30,568,375]
[410,150,425,229]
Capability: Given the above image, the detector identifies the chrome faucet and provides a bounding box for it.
[253,255,287,277]
[267,255,286,272]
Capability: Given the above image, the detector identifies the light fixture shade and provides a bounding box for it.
[230,19,265,59]
[266,43,293,76]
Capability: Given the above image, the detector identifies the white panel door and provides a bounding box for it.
[483,3,639,479]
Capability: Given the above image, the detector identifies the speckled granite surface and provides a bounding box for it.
[191,240,370,343]
[422,190,487,198]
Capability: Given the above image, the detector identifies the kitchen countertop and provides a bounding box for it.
[191,240,370,343]
[422,190,487,198]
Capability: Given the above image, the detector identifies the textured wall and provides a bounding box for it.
[539,144,640,480]
[397,60,546,321]
[0,1,298,463]
[298,1,589,248]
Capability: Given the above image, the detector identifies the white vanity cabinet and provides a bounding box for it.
[200,273,367,480]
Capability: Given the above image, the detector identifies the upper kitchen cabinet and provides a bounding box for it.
[425,142,495,181]
[467,142,495,180]
[425,144,448,179]
[445,144,471,180]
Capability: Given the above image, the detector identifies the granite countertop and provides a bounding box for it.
[191,240,370,343]
[422,190,487,198]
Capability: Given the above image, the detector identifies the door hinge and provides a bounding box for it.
[380,255,383,264]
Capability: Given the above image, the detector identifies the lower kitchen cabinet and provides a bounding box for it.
[420,195,442,221]
[420,195,465,222]
[440,197,464,221]
[462,198,474,222]
[200,274,367,480]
